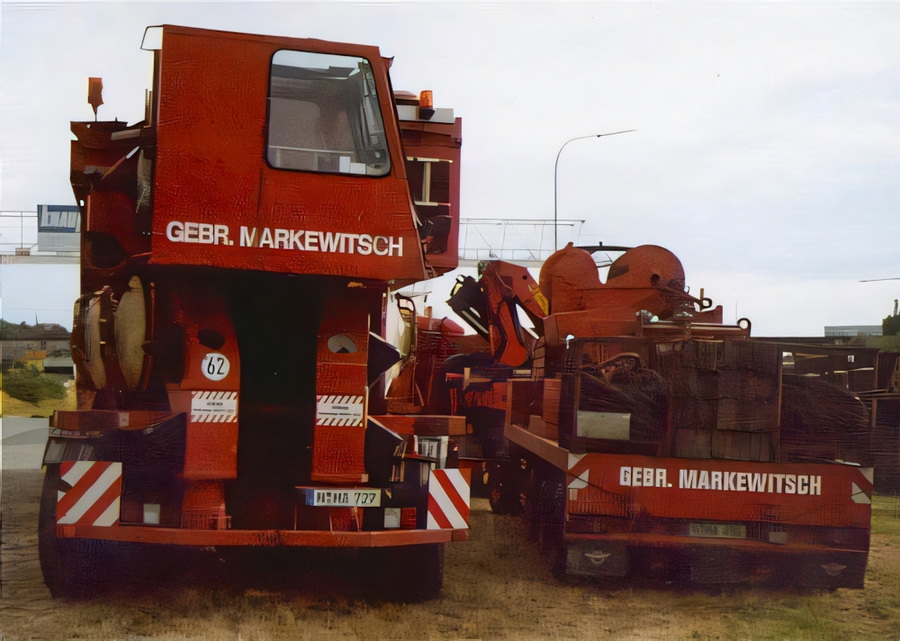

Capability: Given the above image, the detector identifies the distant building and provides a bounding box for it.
[0,320,72,372]
[0,208,79,365]
[824,325,883,338]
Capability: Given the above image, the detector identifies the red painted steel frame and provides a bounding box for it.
[507,421,872,541]
[55,25,469,551]
[57,524,469,546]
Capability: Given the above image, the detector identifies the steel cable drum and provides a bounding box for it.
[539,244,687,316]
[605,245,685,290]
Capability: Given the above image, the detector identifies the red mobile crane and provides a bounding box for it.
[445,243,876,588]
[39,24,469,600]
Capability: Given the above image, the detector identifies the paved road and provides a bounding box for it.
[1,416,48,470]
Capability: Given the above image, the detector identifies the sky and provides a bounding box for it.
[0,0,898,335]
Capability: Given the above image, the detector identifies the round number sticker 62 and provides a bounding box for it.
[201,353,231,381]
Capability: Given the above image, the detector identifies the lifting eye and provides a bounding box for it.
[198,329,225,350]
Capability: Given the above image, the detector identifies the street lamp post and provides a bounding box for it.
[553,130,636,251]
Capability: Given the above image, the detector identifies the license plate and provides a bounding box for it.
[304,488,382,507]
[689,523,747,539]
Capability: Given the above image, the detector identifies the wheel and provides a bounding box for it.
[534,466,567,579]
[487,477,510,514]
[39,464,122,599]
[520,459,542,540]
[359,543,444,602]
[486,461,521,515]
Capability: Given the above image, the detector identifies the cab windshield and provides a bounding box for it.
[267,50,391,176]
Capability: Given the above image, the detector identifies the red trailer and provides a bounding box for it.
[40,24,469,600]
[446,244,875,588]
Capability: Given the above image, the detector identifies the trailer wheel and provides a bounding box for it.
[38,465,119,598]
[486,461,521,515]
[487,478,507,514]
[359,543,444,602]
[535,467,566,580]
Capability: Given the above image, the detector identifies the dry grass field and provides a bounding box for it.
[2,384,899,640]
[2,465,900,641]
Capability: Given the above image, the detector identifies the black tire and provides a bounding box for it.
[39,464,80,598]
[38,465,122,599]
[486,461,521,515]
[534,465,567,580]
[359,543,444,602]
[487,476,510,514]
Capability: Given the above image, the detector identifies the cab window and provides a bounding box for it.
[267,50,390,176]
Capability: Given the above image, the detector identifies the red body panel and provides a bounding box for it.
[148,26,427,282]
[567,452,872,529]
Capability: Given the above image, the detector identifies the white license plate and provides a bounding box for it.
[304,488,382,507]
[688,523,747,539]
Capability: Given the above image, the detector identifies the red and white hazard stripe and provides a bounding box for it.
[568,453,590,490]
[57,461,122,527]
[852,468,875,504]
[426,468,471,530]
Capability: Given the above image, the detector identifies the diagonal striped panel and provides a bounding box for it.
[567,453,589,489]
[426,468,471,530]
[58,461,122,527]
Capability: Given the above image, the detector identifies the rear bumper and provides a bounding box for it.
[566,531,868,554]
[57,524,469,547]
[563,533,868,587]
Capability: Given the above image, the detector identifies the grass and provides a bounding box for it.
[1,372,75,417]
[673,494,900,641]
[872,494,900,538]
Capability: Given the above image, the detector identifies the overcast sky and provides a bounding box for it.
[1,0,898,335]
